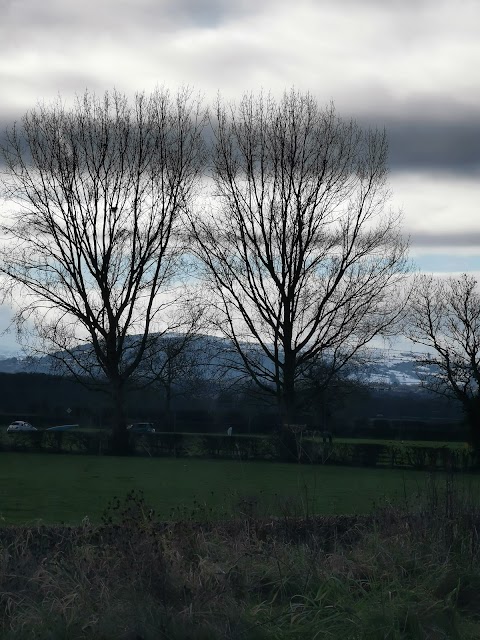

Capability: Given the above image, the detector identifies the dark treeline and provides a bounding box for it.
[0,372,464,440]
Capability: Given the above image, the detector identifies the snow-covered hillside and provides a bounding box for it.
[0,341,430,387]
[362,349,431,387]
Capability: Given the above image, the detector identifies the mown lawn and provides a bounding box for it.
[1,451,477,525]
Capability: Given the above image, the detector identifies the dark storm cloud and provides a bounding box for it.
[409,231,480,248]
[0,109,478,176]
[353,96,480,174]
[352,92,480,175]
[383,117,480,173]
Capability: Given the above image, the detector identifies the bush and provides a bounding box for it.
[3,428,480,473]
[6,479,480,638]
[142,432,186,457]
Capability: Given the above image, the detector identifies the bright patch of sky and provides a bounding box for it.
[413,254,480,274]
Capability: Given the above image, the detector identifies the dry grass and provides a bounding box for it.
[1,478,480,639]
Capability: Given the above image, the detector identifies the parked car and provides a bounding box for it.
[45,424,79,431]
[7,421,37,433]
[127,422,156,433]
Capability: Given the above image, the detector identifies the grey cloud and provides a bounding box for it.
[355,95,480,174]
[1,106,479,177]
[1,0,267,50]
[0,70,107,101]
[408,231,480,248]
[0,64,478,177]
[385,118,480,173]
[157,0,264,28]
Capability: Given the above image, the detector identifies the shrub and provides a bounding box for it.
[2,479,480,638]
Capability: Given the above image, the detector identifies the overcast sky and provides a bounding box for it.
[0,0,479,352]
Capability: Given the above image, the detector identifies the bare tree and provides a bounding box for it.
[407,273,480,449]
[138,330,209,427]
[0,89,205,453]
[192,91,409,426]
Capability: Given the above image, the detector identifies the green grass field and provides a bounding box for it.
[1,451,476,525]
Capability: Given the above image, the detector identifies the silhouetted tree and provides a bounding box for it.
[407,273,480,449]
[137,329,219,428]
[1,89,206,453]
[192,90,409,426]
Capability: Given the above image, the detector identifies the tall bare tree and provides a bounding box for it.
[136,329,211,427]
[0,89,205,453]
[407,273,480,449]
[192,91,409,426]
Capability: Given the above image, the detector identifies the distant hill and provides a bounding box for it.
[0,340,432,387]
[0,355,53,375]
[361,349,432,387]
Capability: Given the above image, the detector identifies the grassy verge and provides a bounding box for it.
[1,475,480,639]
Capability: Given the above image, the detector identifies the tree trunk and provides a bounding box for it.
[281,349,296,426]
[277,353,298,462]
[165,382,173,431]
[466,401,480,454]
[110,379,131,455]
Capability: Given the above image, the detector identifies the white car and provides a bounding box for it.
[7,420,37,433]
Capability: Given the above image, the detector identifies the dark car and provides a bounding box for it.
[127,422,156,433]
